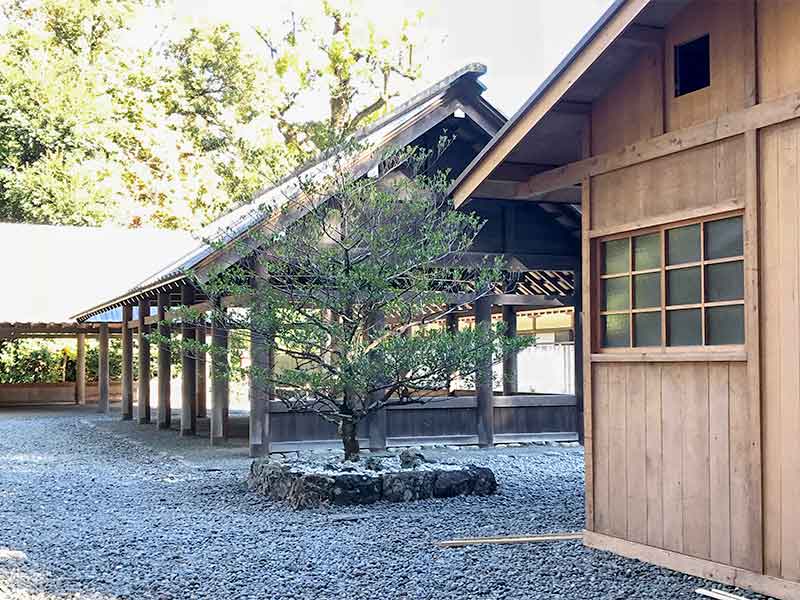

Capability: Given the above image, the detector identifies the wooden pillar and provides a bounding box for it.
[367,310,387,452]
[501,305,518,395]
[475,296,494,448]
[97,323,109,413]
[249,330,272,457]
[573,263,585,445]
[121,305,133,420]
[196,323,207,419]
[157,292,171,430]
[445,309,458,396]
[210,303,229,445]
[180,286,197,436]
[76,333,86,405]
[137,298,151,424]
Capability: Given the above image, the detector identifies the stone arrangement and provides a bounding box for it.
[247,450,497,509]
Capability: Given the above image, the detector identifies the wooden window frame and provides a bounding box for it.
[594,210,745,355]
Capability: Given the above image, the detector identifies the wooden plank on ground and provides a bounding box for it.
[436,532,583,548]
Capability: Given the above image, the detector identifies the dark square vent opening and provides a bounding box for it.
[674,34,710,97]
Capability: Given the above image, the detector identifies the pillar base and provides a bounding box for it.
[158,422,171,430]
[180,427,196,437]
[137,417,150,425]
[121,414,133,421]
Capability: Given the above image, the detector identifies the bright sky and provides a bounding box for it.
[158,0,615,117]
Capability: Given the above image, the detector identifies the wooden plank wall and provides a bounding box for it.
[759,117,800,583]
[591,361,760,572]
[590,136,745,230]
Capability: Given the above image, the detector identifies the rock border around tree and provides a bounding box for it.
[247,453,497,509]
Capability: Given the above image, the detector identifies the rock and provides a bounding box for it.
[398,448,424,469]
[364,456,384,471]
[286,474,336,509]
[330,474,382,505]
[468,466,498,496]
[433,468,475,498]
[382,471,435,502]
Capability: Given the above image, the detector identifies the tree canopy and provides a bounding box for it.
[0,0,427,229]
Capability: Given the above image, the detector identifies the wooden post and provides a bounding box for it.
[249,329,272,457]
[157,291,171,430]
[196,323,207,419]
[501,305,518,395]
[137,298,151,424]
[573,263,585,444]
[180,286,197,436]
[97,323,109,413]
[445,309,458,396]
[76,333,86,405]
[367,310,387,452]
[210,302,229,445]
[475,296,494,447]
[121,305,133,420]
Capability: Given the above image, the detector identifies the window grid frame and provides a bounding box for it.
[597,211,745,352]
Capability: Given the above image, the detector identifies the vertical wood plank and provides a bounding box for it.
[626,363,647,544]
[729,362,763,573]
[708,362,732,565]
[608,364,628,538]
[682,362,710,560]
[210,301,230,445]
[758,123,781,577]
[661,363,684,553]
[645,363,664,548]
[195,323,207,419]
[475,296,494,448]
[777,122,800,582]
[593,363,610,534]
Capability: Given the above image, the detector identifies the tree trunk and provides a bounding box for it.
[339,420,360,461]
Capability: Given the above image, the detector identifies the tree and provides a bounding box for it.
[184,142,532,460]
[255,0,424,161]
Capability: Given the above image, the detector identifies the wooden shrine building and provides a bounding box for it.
[72,65,582,454]
[449,1,800,597]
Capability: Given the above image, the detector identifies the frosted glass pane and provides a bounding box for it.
[602,314,630,348]
[633,233,661,271]
[705,216,743,260]
[634,312,661,347]
[667,224,701,265]
[634,273,660,308]
[667,267,701,305]
[603,276,630,311]
[706,305,744,345]
[668,308,702,346]
[603,238,629,274]
[706,261,744,302]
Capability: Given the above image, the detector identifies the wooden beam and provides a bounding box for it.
[121,305,133,420]
[210,301,229,445]
[517,91,800,199]
[552,101,593,115]
[475,296,494,448]
[502,306,518,395]
[437,532,582,548]
[137,298,151,424]
[76,333,86,406]
[473,180,581,203]
[157,292,171,430]
[97,323,109,414]
[452,0,651,206]
[583,531,800,600]
[180,286,196,436]
[196,323,207,419]
[581,176,594,531]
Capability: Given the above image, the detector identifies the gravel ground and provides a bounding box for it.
[0,408,768,600]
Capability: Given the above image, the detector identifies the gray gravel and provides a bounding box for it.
[0,408,767,600]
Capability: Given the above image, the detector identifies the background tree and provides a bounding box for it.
[185,143,532,461]
[0,0,428,229]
